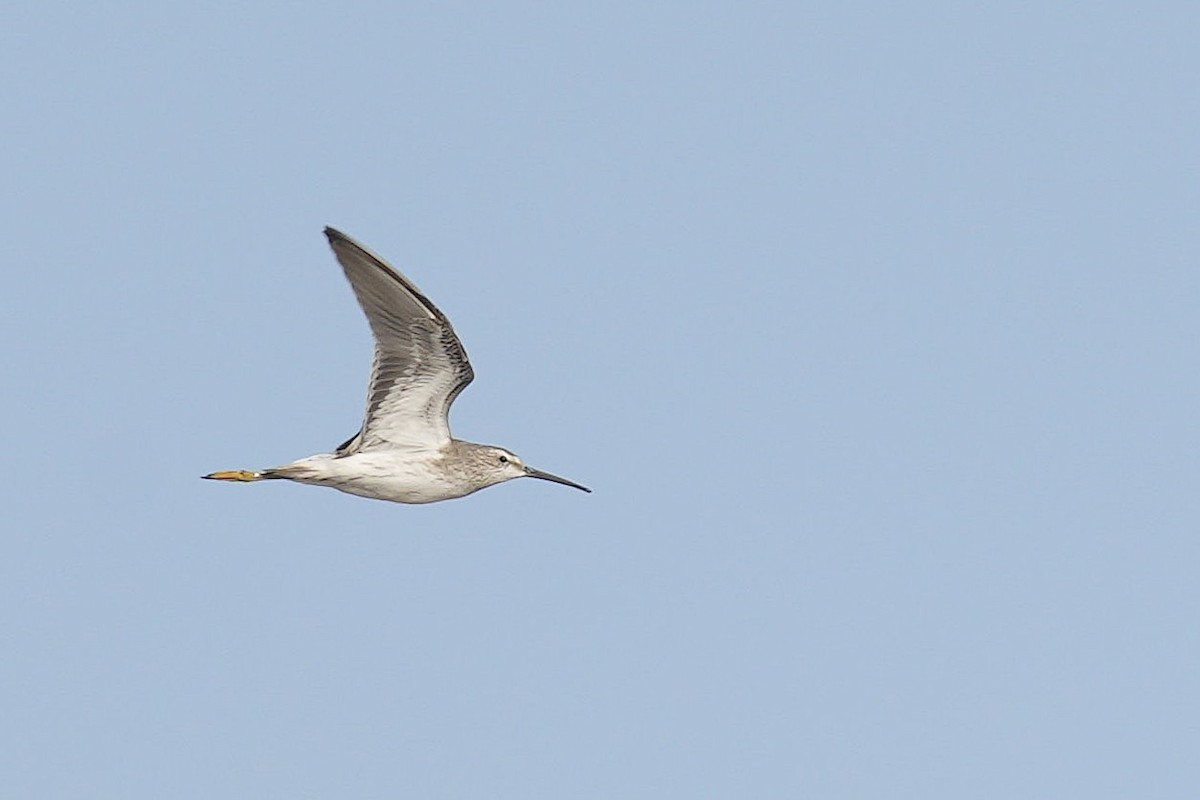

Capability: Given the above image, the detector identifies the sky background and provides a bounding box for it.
[3,2,1198,797]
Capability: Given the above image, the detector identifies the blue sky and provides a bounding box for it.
[3,2,1198,797]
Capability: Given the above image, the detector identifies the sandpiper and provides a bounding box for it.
[204,227,590,504]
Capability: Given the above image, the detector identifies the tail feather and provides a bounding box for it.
[203,469,270,482]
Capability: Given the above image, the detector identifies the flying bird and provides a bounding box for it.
[204,227,590,503]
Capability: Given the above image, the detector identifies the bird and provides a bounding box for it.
[204,227,590,504]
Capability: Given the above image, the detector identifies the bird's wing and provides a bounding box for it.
[324,227,474,453]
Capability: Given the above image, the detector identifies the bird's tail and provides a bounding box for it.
[202,469,277,482]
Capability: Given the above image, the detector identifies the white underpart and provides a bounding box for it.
[274,451,495,504]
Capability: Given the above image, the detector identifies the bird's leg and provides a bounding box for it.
[202,470,266,482]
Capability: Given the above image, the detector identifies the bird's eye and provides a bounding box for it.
[498,455,509,464]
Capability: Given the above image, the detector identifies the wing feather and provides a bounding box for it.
[324,227,474,452]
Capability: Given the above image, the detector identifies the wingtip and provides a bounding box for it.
[324,225,347,242]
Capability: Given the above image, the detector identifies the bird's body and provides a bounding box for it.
[204,228,589,504]
[261,443,536,504]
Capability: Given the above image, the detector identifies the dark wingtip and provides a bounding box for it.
[324,226,347,242]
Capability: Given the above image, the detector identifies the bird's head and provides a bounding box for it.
[480,446,591,493]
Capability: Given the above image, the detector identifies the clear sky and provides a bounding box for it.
[3,2,1198,797]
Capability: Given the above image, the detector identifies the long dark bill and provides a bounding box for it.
[525,466,592,493]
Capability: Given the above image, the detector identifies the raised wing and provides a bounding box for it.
[324,227,474,452]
